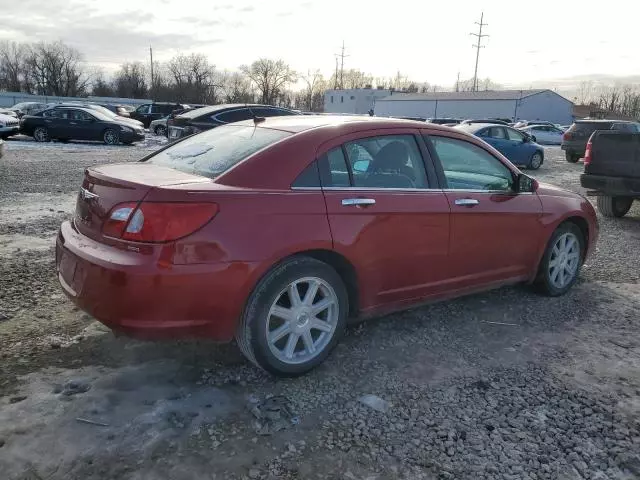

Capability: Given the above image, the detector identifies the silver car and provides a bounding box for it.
[150,116,169,136]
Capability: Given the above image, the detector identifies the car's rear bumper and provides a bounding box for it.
[121,131,145,143]
[581,174,640,197]
[56,221,257,341]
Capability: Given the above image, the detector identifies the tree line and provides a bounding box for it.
[575,81,640,119]
[0,39,504,112]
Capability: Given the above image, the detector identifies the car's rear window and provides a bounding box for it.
[568,122,612,134]
[146,125,291,179]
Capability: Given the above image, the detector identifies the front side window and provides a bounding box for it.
[147,125,291,179]
[487,127,507,139]
[429,136,514,191]
[136,104,151,114]
[506,128,525,142]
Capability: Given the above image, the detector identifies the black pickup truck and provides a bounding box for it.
[580,129,640,217]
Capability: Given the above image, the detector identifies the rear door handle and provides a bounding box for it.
[454,198,479,207]
[342,198,376,207]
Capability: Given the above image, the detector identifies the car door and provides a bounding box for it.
[318,130,451,312]
[67,109,93,140]
[504,127,532,164]
[132,104,151,125]
[426,133,543,288]
[49,108,73,139]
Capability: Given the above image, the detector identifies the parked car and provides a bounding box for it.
[460,119,510,126]
[0,112,21,139]
[427,118,461,125]
[455,123,545,169]
[56,116,597,376]
[51,103,144,129]
[99,104,132,118]
[150,116,169,136]
[513,120,555,129]
[11,102,48,117]
[130,102,188,127]
[519,125,565,145]
[167,104,300,140]
[21,106,145,145]
[561,120,640,163]
[580,128,640,217]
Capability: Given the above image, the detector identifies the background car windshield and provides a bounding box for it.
[147,125,291,178]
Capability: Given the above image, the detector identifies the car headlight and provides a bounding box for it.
[120,126,133,132]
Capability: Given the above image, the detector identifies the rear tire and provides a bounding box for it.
[236,256,348,377]
[154,125,167,136]
[597,195,633,218]
[565,152,580,163]
[535,223,584,297]
[103,129,119,145]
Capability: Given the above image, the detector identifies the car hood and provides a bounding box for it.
[117,117,144,128]
[536,182,582,199]
[0,113,17,123]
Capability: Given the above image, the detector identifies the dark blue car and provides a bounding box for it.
[455,123,544,170]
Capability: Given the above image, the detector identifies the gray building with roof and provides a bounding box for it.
[373,89,574,124]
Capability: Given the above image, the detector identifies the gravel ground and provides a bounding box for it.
[0,136,639,480]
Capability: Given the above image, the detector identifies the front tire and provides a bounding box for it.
[154,125,167,136]
[33,126,49,142]
[565,152,580,163]
[535,223,584,296]
[597,195,633,218]
[529,152,543,170]
[236,256,348,377]
[103,129,119,145]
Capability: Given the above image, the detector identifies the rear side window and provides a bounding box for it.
[319,148,351,187]
[147,125,291,179]
[216,109,254,123]
[568,122,611,136]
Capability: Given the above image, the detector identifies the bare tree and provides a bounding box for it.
[91,72,114,97]
[0,41,28,92]
[24,41,89,96]
[240,58,296,105]
[113,62,148,98]
[301,70,325,111]
[576,81,595,105]
[223,71,255,103]
[167,53,222,104]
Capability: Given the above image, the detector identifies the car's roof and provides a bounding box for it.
[233,115,452,134]
[178,104,294,119]
[454,123,499,133]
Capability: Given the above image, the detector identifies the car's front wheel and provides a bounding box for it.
[535,223,584,296]
[103,129,120,145]
[33,126,49,142]
[154,125,167,136]
[529,152,543,170]
[237,256,348,376]
[597,195,633,218]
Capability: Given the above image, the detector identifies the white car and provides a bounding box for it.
[519,124,565,145]
[0,112,20,139]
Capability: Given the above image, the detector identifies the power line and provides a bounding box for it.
[470,12,488,92]
[334,41,349,89]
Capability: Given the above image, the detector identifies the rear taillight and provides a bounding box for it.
[563,132,572,141]
[103,202,218,243]
[584,139,593,166]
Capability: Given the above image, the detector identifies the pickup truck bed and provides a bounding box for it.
[580,130,640,217]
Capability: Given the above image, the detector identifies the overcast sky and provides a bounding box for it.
[2,0,639,89]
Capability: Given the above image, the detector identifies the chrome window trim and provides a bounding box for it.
[290,186,534,195]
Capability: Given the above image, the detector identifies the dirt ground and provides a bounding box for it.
[1,135,639,480]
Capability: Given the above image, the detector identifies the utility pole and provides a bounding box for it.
[334,41,349,89]
[470,12,488,92]
[334,57,339,89]
[455,72,460,92]
[149,46,154,99]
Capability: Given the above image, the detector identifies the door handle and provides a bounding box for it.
[454,198,479,207]
[69,122,77,125]
[342,198,376,207]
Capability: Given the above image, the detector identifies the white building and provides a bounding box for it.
[374,89,574,124]
[324,88,392,115]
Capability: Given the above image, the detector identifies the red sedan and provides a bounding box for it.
[56,116,598,376]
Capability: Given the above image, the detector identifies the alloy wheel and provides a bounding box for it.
[548,232,580,289]
[266,277,339,365]
[34,127,48,142]
[104,130,119,145]
[530,153,542,169]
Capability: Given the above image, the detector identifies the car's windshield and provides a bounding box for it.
[147,125,291,178]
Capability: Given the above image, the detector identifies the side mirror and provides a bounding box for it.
[516,173,537,193]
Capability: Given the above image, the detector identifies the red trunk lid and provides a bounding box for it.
[74,163,209,242]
